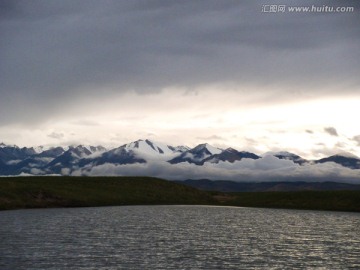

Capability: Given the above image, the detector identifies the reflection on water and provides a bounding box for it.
[0,206,359,269]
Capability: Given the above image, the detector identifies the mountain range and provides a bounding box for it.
[0,139,360,182]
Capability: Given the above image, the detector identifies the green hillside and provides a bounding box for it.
[1,177,359,212]
[0,176,215,210]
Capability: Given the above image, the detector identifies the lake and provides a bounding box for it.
[0,205,359,269]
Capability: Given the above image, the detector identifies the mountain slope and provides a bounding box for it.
[79,139,182,168]
[80,147,147,168]
[45,145,107,174]
[0,144,37,163]
[168,143,222,165]
[121,139,180,159]
[270,151,307,165]
[0,140,359,180]
[316,155,360,169]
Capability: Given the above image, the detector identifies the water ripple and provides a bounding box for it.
[0,206,359,269]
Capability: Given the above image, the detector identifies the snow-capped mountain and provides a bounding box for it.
[0,144,37,163]
[121,139,178,159]
[168,143,222,165]
[44,145,107,174]
[81,139,187,169]
[80,147,147,168]
[0,139,360,180]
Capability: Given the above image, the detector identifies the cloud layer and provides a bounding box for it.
[75,157,360,184]
[0,0,359,159]
[1,0,359,125]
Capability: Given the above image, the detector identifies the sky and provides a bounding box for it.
[1,0,359,159]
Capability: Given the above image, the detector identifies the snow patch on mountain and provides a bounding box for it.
[0,143,7,148]
[33,146,50,154]
[168,143,223,165]
[121,139,179,160]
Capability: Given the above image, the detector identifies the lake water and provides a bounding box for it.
[0,206,359,269]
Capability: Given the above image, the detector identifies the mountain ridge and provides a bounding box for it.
[0,139,359,180]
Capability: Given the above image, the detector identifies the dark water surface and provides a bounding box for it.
[0,205,359,269]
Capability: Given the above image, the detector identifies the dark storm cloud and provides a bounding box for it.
[324,127,339,136]
[1,0,359,124]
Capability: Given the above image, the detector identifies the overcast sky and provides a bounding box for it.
[1,0,359,159]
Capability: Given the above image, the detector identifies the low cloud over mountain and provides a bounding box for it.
[1,139,359,183]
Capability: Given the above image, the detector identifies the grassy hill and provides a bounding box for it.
[0,176,215,210]
[1,177,359,212]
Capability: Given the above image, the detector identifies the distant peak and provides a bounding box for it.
[193,143,222,155]
[195,143,211,148]
[0,142,18,148]
[225,147,237,152]
[193,143,208,150]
